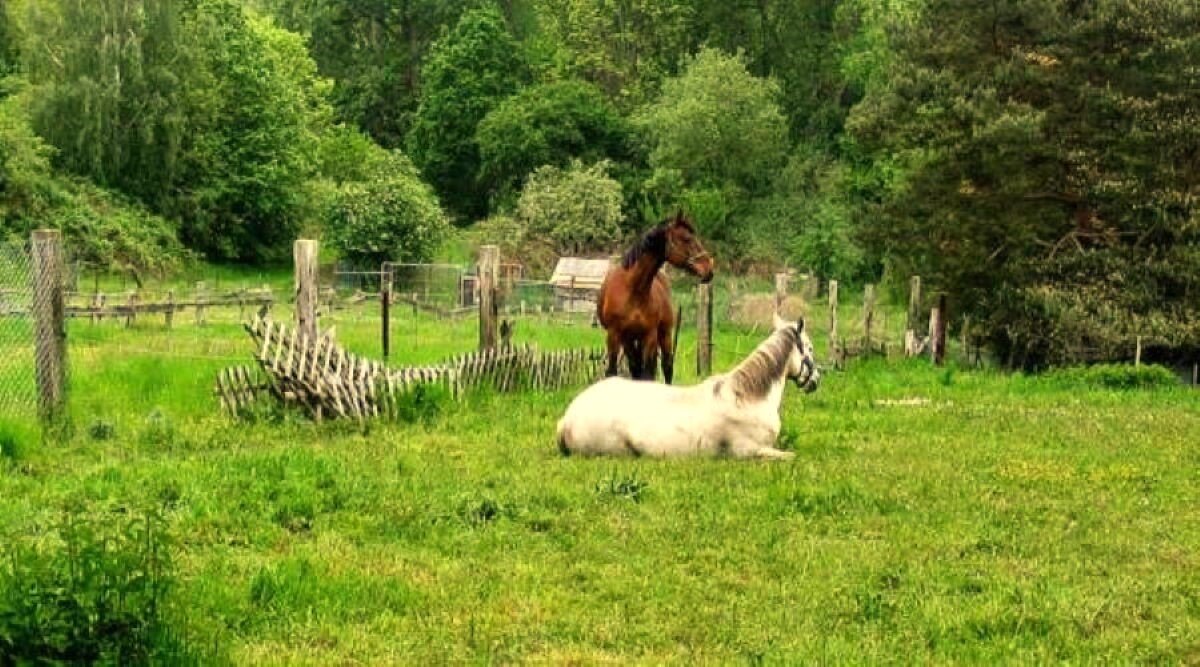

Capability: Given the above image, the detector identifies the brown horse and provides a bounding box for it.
[597,213,714,383]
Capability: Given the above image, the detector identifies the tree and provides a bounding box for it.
[177,1,333,261]
[23,0,334,262]
[0,0,17,77]
[256,0,479,148]
[325,150,450,267]
[514,160,623,262]
[407,5,526,222]
[475,79,633,205]
[848,0,1200,366]
[531,0,692,106]
[637,48,788,197]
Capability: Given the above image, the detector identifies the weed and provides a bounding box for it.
[595,471,649,503]
[88,418,116,441]
[1047,363,1179,390]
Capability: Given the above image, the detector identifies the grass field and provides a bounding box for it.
[1,279,1199,663]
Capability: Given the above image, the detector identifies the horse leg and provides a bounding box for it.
[658,322,675,385]
[640,333,660,382]
[605,328,621,377]
[623,338,643,379]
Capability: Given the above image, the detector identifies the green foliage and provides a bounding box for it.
[257,0,477,148]
[178,2,333,261]
[848,0,1200,367]
[407,5,527,221]
[1045,364,1180,391]
[325,151,449,267]
[0,0,18,77]
[0,417,34,463]
[0,86,187,275]
[0,508,200,663]
[637,47,788,197]
[514,160,623,265]
[24,0,333,263]
[476,79,634,205]
[531,0,692,106]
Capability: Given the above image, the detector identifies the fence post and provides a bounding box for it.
[863,284,876,353]
[294,239,319,340]
[478,245,500,350]
[905,276,922,356]
[930,293,947,366]
[381,266,391,361]
[697,282,713,376]
[164,290,175,329]
[31,229,66,423]
[774,272,789,314]
[1135,336,1142,367]
[194,282,207,326]
[828,279,839,365]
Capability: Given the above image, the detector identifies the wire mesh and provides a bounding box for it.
[0,242,37,422]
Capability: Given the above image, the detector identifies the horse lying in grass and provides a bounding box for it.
[557,314,820,460]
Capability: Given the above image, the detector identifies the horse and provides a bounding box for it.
[596,212,714,383]
[557,314,820,460]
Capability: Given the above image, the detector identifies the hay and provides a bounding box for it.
[727,294,809,327]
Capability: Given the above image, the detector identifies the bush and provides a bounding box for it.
[0,508,200,662]
[325,151,450,267]
[514,160,623,265]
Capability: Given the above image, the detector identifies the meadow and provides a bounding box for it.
[1,274,1199,664]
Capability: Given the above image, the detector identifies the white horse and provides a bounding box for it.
[556,314,820,460]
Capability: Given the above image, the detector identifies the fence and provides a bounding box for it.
[0,242,37,424]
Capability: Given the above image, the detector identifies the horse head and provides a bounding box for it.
[664,211,714,283]
[773,313,820,393]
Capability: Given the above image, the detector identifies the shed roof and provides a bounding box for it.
[549,257,611,289]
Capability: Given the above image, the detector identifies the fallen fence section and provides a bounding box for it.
[215,315,605,421]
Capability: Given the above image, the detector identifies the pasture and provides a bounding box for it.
[1,275,1199,663]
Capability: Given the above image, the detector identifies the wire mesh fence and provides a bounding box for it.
[0,242,39,423]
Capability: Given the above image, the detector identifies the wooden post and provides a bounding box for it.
[1192,363,1198,387]
[165,290,175,328]
[194,282,207,326]
[478,245,500,350]
[1135,336,1142,367]
[697,282,713,376]
[931,293,947,366]
[125,291,138,328]
[774,272,789,314]
[905,276,922,356]
[294,239,319,341]
[863,284,876,353]
[828,279,839,365]
[381,267,391,361]
[31,230,66,422]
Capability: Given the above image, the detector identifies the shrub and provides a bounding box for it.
[514,160,623,262]
[1045,364,1180,391]
[325,151,450,267]
[0,508,199,662]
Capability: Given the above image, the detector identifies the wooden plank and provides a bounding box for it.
[478,245,500,350]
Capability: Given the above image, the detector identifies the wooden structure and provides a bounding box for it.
[216,314,606,421]
[549,257,609,313]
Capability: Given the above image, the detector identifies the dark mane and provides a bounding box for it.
[620,216,695,269]
[727,327,799,403]
[621,224,669,269]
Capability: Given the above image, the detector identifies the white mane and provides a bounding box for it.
[556,317,819,460]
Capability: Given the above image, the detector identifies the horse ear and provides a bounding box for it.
[674,209,685,225]
[795,318,805,334]
[773,312,786,330]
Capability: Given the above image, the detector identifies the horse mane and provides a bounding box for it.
[724,327,799,403]
[620,216,696,269]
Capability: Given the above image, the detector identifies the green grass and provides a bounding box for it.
[1,282,1199,663]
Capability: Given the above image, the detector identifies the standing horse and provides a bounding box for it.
[596,213,714,383]
[557,314,820,459]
